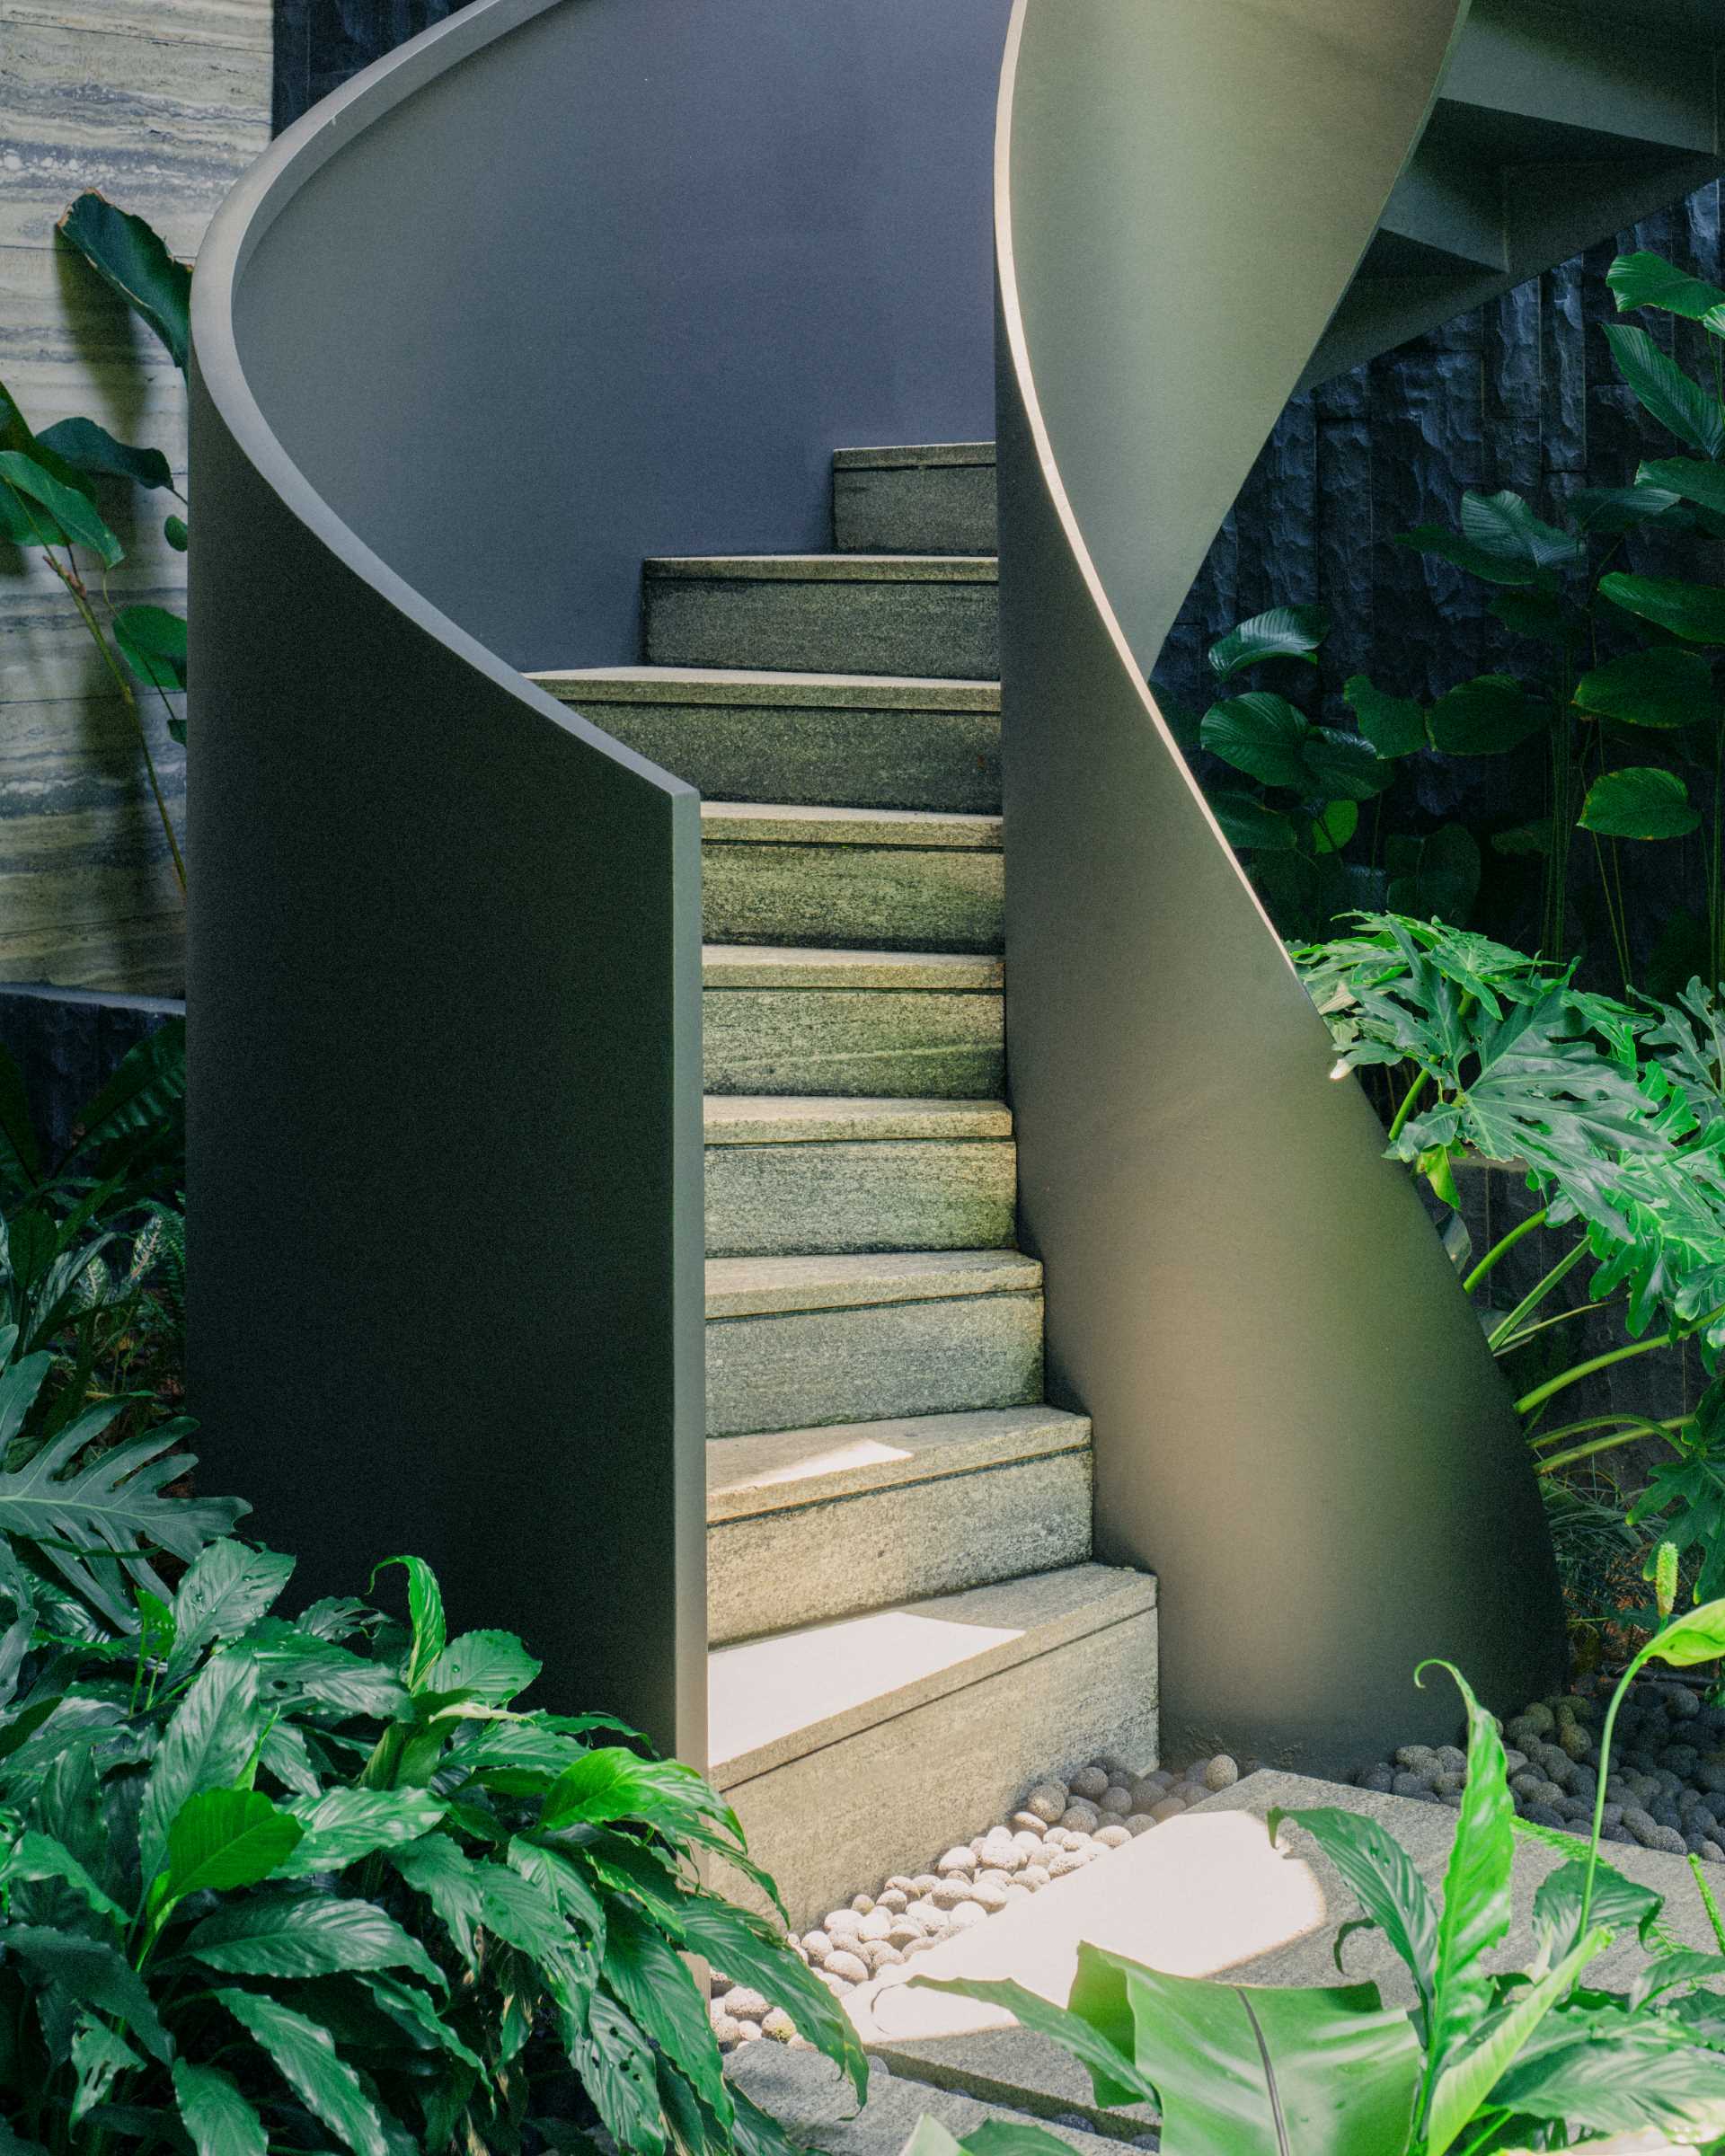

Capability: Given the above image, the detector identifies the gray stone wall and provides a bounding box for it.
[0,0,270,994]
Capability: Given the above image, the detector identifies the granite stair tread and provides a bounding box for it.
[704,1095,1011,1144]
[704,1249,1042,1319]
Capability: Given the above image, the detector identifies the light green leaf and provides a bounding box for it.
[1344,676,1425,758]
[0,450,122,566]
[1609,251,1725,321]
[1603,323,1725,457]
[216,1987,387,2156]
[1199,693,1310,790]
[1600,570,1725,643]
[1311,800,1358,855]
[279,1788,446,1878]
[372,1554,445,1689]
[1579,766,1700,841]
[1530,1855,1661,1967]
[163,1787,304,1901]
[58,193,191,374]
[185,1892,446,1987]
[1575,644,1715,729]
[1644,1592,1725,1666]
[1267,1806,1435,2013]
[1423,1928,1610,2154]
[909,1971,1154,2111]
[422,1629,542,1704]
[1207,605,1327,680]
[173,2060,268,2156]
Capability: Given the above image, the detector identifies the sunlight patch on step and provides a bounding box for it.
[721,1434,913,1496]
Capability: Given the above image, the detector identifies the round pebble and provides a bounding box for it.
[1094,1823,1131,1849]
[852,1895,874,1915]
[949,1901,989,1930]
[1059,1804,1101,1833]
[1204,1754,1240,1792]
[1069,1766,1110,1801]
[735,2021,763,2043]
[801,1931,831,1965]
[937,1846,978,1878]
[969,1878,1011,1913]
[824,1909,862,1940]
[856,1910,892,1942]
[1021,1864,1051,1888]
[825,1950,868,1985]
[1046,1849,1086,1878]
[1125,1813,1156,1835]
[720,1988,769,2023]
[1024,1783,1068,1824]
[1010,1813,1048,1838]
[712,2013,743,2045]
[1098,1788,1134,1816]
[879,1888,909,1913]
[763,2010,797,2043]
[1150,1796,1187,1824]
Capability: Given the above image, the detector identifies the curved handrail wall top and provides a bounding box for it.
[995,0,1567,1766]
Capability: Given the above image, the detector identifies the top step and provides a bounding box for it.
[834,444,998,556]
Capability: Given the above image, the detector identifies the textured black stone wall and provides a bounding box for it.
[273,0,473,132]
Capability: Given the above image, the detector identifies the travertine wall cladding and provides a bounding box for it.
[0,0,269,993]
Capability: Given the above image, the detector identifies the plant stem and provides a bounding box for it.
[1535,1427,1686,1474]
[1386,1069,1431,1145]
[1581,1641,1657,1935]
[1486,1237,1589,1353]
[1493,1294,1624,1352]
[1528,1410,1690,1450]
[1461,1207,1549,1296]
[1514,1331,1687,1418]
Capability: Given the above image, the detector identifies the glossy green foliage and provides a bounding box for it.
[0,1543,859,2154]
[905,1645,1725,2156]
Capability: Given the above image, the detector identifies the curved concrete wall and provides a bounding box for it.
[190,0,1007,1759]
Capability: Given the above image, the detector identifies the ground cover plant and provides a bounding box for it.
[1296,913,1725,1629]
[0,193,190,890]
[902,1603,1725,2154]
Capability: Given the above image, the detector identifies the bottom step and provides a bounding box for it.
[711,1564,1159,1931]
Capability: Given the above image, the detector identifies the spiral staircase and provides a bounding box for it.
[190,0,1725,1927]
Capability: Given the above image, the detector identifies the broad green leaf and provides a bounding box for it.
[1267,1806,1436,2013]
[216,1987,387,2156]
[1641,454,1725,520]
[1486,2001,1725,2139]
[1643,1592,1725,1666]
[910,1972,1154,2111]
[1629,1946,1725,2008]
[1311,800,1358,855]
[388,1833,567,1963]
[1207,605,1327,679]
[247,1621,410,1720]
[58,194,191,374]
[1579,766,1700,841]
[1459,489,1583,574]
[566,1989,666,2156]
[1344,676,1425,758]
[1423,1929,1609,2154]
[541,1746,743,1842]
[136,1586,175,1663]
[1302,729,1392,801]
[173,2061,267,2156]
[168,1541,294,1679]
[1575,645,1714,729]
[138,1649,268,1883]
[1418,1661,1517,2089]
[507,1835,605,1939]
[164,512,188,552]
[1200,693,1309,790]
[355,1971,483,2071]
[372,1554,445,1689]
[1610,251,1725,321]
[70,2016,141,2126]
[907,2124,1071,2156]
[185,1892,446,1987]
[1395,520,1542,586]
[603,1904,731,2126]
[1603,322,1725,457]
[0,451,122,567]
[112,605,187,694]
[678,1895,869,2101]
[73,1013,185,1162]
[422,1628,541,1704]
[1488,588,1588,646]
[279,1787,446,1877]
[1530,1855,1661,1966]
[1567,482,1685,535]
[1427,676,1545,755]
[1384,826,1481,926]
[163,1786,304,1900]
[33,417,173,493]
[1600,571,1725,644]
[0,1829,124,1924]
[1207,786,1296,853]
[3,1926,171,2060]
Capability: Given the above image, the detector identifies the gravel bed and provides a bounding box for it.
[1350,1674,1725,1861]
[709,1753,1247,2049]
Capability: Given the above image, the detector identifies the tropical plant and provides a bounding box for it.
[900,1605,1725,2154]
[0,193,190,889]
[1296,913,1725,1608]
[0,1536,862,2154]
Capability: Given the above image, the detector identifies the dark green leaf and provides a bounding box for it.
[172,2060,268,2156]
[603,1904,731,2126]
[1199,693,1310,790]
[1301,728,1392,801]
[163,1786,303,1900]
[1567,482,1685,535]
[1579,766,1700,841]
[58,194,191,374]
[1427,676,1545,755]
[3,1928,170,2060]
[1609,251,1725,321]
[185,1892,446,1986]
[164,513,188,552]
[1206,787,1296,853]
[372,1554,445,1689]
[677,1895,868,2101]
[1207,605,1327,680]
[1384,827,1481,926]
[111,605,187,694]
[1344,676,1425,758]
[216,1987,388,2156]
[138,1650,268,1882]
[1459,489,1583,574]
[1311,800,1358,855]
[566,1990,666,2156]
[1575,645,1715,730]
[279,1788,446,1878]
[1641,454,1725,521]
[33,417,172,493]
[1600,572,1725,645]
[69,2016,141,2126]
[422,1629,541,1704]
[1603,323,1725,457]
[389,1832,567,1963]
[0,1829,126,1924]
[0,451,122,566]
[168,1541,294,1679]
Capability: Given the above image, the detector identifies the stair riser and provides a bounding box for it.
[553,696,1001,813]
[646,579,998,679]
[703,985,1003,1097]
[703,840,1002,953]
[705,1291,1043,1437]
[712,1604,1159,1928]
[834,464,998,555]
[706,1140,1014,1259]
[708,1450,1092,1645]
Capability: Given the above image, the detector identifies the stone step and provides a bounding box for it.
[643,555,998,679]
[528,667,1001,814]
[710,1563,1160,1930]
[701,803,1003,954]
[703,1096,1014,1259]
[704,1250,1044,1438]
[707,1405,1092,1646]
[833,444,999,556]
[703,946,1003,1099]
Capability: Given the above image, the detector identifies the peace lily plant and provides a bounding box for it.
[900,1598,1725,2155]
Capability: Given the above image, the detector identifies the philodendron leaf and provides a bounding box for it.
[1601,571,1725,644]
[1268,1806,1436,2018]
[172,2060,268,2156]
[1567,482,1685,535]
[1199,693,1310,791]
[58,193,191,374]
[0,450,123,566]
[1395,520,1542,587]
[163,1786,304,1900]
[1417,1660,1517,2089]
[1344,676,1425,758]
[1579,767,1700,841]
[216,1989,387,2156]
[1311,800,1358,856]
[1207,605,1327,679]
[1427,676,1545,755]
[1575,645,1715,729]
[1603,322,1725,458]
[33,417,173,494]
[112,605,187,694]
[1609,251,1725,322]
[185,1892,447,1988]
